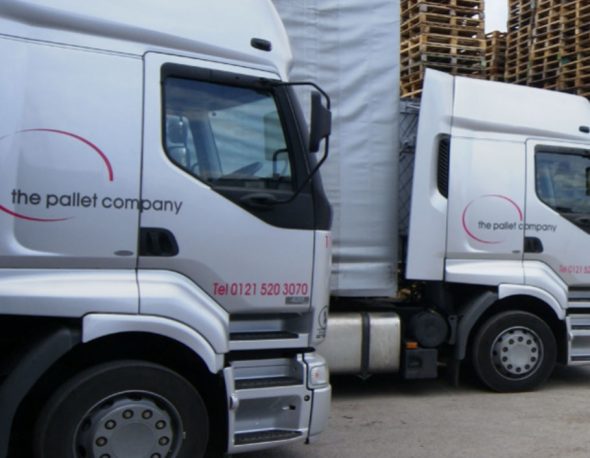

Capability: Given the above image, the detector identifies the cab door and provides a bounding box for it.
[445,137,526,272]
[525,139,590,289]
[139,53,316,314]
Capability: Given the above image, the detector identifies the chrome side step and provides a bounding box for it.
[235,376,300,390]
[567,314,590,364]
[224,356,312,454]
[235,430,302,446]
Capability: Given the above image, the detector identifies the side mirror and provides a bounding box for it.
[309,91,331,153]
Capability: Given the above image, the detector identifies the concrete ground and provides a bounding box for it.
[238,366,590,458]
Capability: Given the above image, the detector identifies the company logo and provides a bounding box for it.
[462,194,523,244]
[0,128,183,222]
[0,129,112,222]
[462,194,557,244]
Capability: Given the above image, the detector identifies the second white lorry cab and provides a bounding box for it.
[406,69,590,391]
[274,0,590,393]
[322,68,590,392]
[0,1,332,457]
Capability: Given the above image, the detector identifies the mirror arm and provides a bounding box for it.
[285,81,332,110]
[269,81,331,206]
[273,136,330,205]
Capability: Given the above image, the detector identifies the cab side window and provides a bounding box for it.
[163,77,293,190]
[536,149,590,231]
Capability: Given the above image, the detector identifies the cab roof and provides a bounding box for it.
[0,0,292,78]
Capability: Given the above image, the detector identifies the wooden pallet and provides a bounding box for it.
[401,61,484,98]
[401,82,424,99]
[401,13,484,39]
[402,0,484,21]
[508,0,537,31]
[486,31,507,81]
[486,37,507,62]
[533,6,563,39]
[405,33,485,50]
[404,54,485,71]
[504,63,530,84]
[535,0,562,18]
[558,60,579,90]
[504,22,533,84]
[403,61,485,77]
[506,25,533,56]
[402,0,484,10]
[556,1,590,49]
[559,58,590,88]
[529,53,561,73]
[528,75,560,89]
[486,0,590,100]
[400,0,486,98]
[528,64,561,89]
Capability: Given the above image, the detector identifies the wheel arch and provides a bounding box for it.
[0,320,80,458]
[10,327,228,457]
[82,313,224,373]
[33,359,210,458]
[455,287,567,363]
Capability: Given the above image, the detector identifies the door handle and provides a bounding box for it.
[239,193,279,210]
[140,227,179,257]
[524,237,543,254]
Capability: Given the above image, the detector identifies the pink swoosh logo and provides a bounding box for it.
[462,194,523,244]
[18,129,114,181]
[0,204,68,222]
[0,129,113,222]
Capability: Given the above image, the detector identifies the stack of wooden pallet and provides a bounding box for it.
[558,1,590,97]
[500,0,590,97]
[485,31,507,81]
[527,0,563,89]
[400,0,486,98]
[504,0,536,84]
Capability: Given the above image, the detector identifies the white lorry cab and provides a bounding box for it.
[274,0,590,394]
[318,67,590,392]
[406,69,590,390]
[0,1,332,457]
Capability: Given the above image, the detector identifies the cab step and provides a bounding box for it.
[228,330,308,351]
[571,355,590,362]
[230,331,298,341]
[224,357,312,454]
[567,314,590,364]
[235,430,302,446]
[235,376,300,390]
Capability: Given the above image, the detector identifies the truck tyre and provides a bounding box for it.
[33,360,209,458]
[472,311,556,392]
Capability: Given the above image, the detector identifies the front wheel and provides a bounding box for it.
[34,360,209,458]
[472,311,556,392]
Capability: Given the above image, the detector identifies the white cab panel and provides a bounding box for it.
[0,37,142,268]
